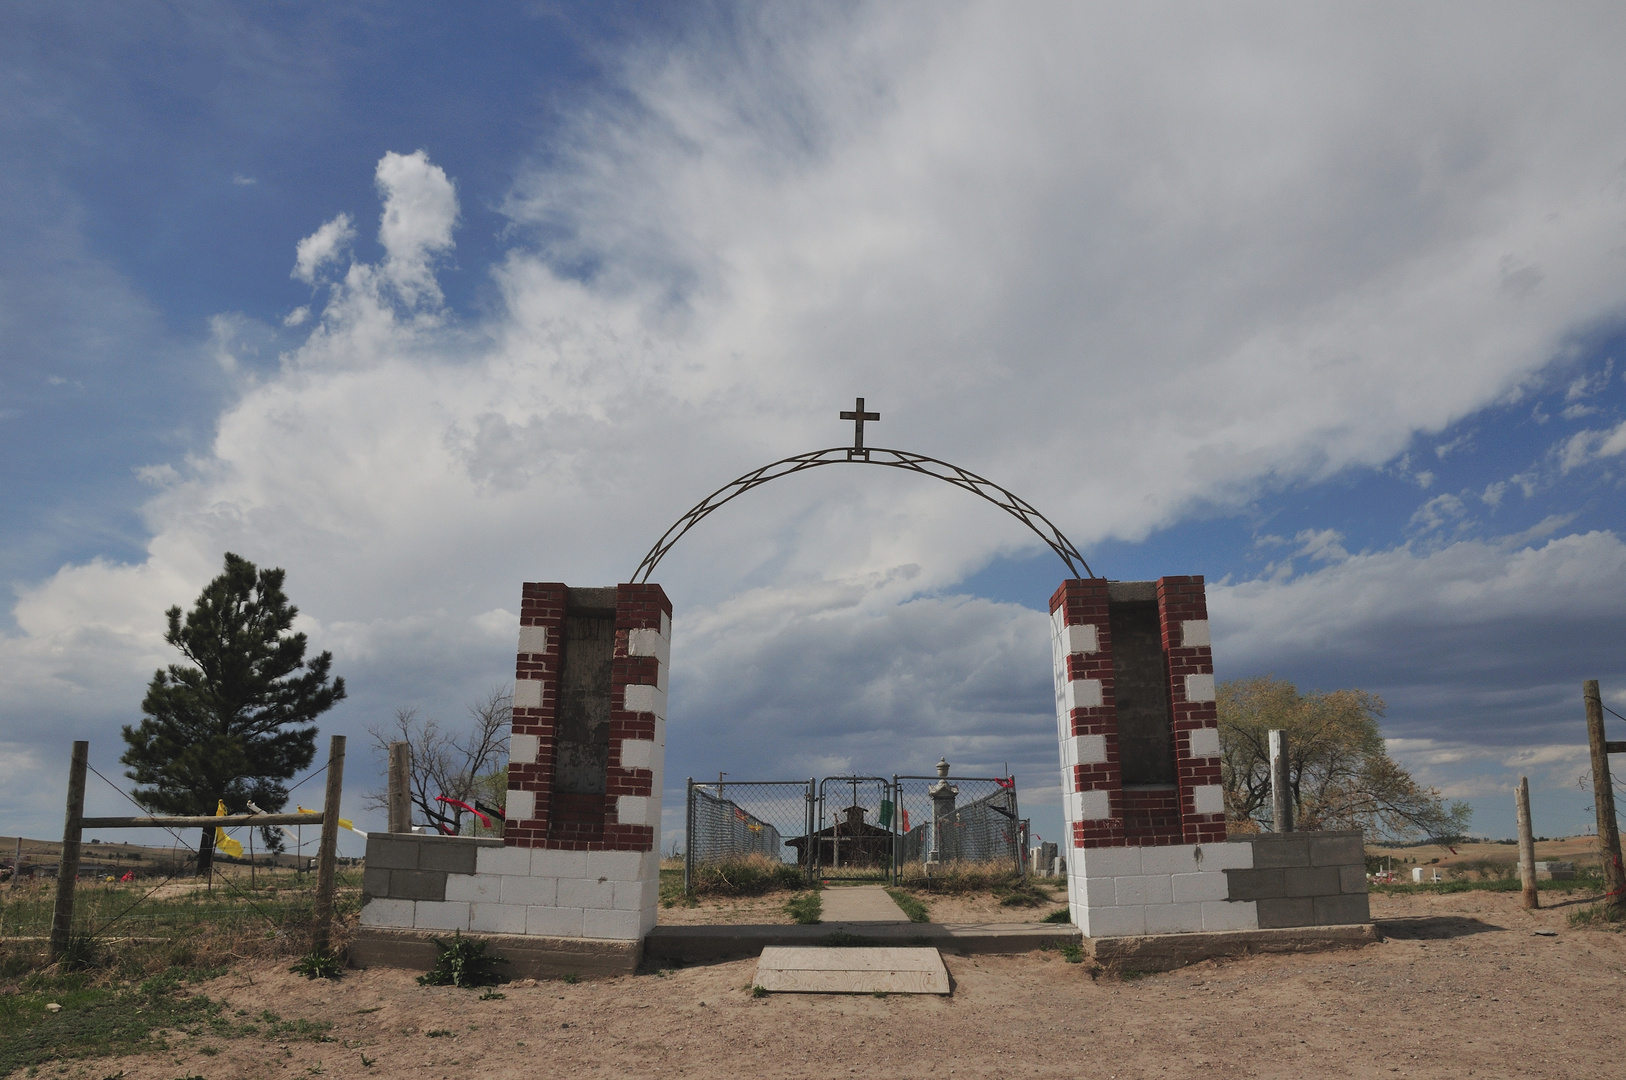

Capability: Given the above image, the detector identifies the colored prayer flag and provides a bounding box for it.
[213,800,244,858]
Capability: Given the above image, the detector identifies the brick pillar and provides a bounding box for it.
[1049,579,1123,849]
[604,584,670,853]
[504,583,567,846]
[1156,576,1226,844]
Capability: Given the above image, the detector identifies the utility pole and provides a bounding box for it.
[1583,681,1625,911]
[1269,730,1293,833]
[1515,776,1538,910]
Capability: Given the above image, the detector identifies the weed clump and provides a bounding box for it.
[785,892,822,925]
[1567,902,1626,929]
[417,931,510,988]
[688,855,809,897]
[883,888,931,923]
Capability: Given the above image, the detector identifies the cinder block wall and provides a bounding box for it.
[358,581,671,944]
[1051,575,1369,937]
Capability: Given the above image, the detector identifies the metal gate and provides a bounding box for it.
[814,775,895,882]
[683,779,815,893]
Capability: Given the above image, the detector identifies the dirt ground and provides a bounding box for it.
[67,887,1626,1080]
[656,880,1067,925]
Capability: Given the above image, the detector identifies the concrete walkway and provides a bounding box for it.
[818,884,909,923]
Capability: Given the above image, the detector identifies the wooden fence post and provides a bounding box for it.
[1269,729,1293,832]
[48,741,89,962]
[1516,775,1538,910]
[387,741,411,833]
[310,735,346,955]
[1584,680,1625,910]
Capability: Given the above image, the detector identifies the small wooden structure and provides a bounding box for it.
[785,805,893,868]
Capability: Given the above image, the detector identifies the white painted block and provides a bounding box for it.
[475,845,532,876]
[585,850,644,882]
[527,905,584,938]
[617,795,655,826]
[359,898,415,928]
[612,878,657,911]
[1184,673,1216,703]
[1062,734,1107,768]
[1077,875,1114,906]
[640,851,662,881]
[1070,789,1111,822]
[622,683,667,719]
[1079,846,1143,878]
[509,734,540,766]
[558,877,616,910]
[444,873,500,903]
[584,908,644,941]
[1172,871,1231,903]
[620,738,658,771]
[499,874,556,907]
[1196,841,1254,871]
[1141,846,1200,875]
[1186,726,1221,758]
[1062,623,1100,655]
[469,902,527,935]
[517,625,548,653]
[660,609,671,639]
[1143,901,1207,935]
[1049,607,1066,640]
[1064,679,1103,712]
[1085,904,1146,938]
[1114,874,1173,906]
[640,904,658,935]
[1202,900,1259,932]
[1192,784,1225,815]
[1180,620,1210,648]
[505,789,535,822]
[413,901,471,931]
[531,848,589,878]
[513,680,543,709]
[628,627,671,666]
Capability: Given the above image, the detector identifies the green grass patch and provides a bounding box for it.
[1058,941,1084,964]
[883,888,930,923]
[1567,901,1626,929]
[658,868,697,908]
[688,855,809,897]
[785,892,822,925]
[1041,907,1071,924]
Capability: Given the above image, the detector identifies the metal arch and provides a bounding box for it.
[630,446,1095,583]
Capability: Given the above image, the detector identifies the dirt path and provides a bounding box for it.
[73,888,1626,1080]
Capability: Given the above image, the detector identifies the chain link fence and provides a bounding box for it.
[893,774,1023,878]
[683,779,814,892]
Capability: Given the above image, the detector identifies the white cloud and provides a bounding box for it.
[1560,418,1626,472]
[374,150,457,308]
[1480,481,1507,506]
[1293,528,1349,563]
[1408,493,1467,533]
[291,212,355,284]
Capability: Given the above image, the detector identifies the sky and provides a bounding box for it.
[4,2,1626,861]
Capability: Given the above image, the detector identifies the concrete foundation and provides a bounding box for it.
[348,927,642,978]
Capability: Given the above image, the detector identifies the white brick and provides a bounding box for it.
[359,898,415,928]
[1172,871,1231,903]
[660,610,671,639]
[1196,841,1254,871]
[444,873,500,903]
[1192,784,1225,815]
[1080,846,1142,878]
[1071,789,1111,822]
[640,851,662,880]
[531,848,588,878]
[505,789,535,822]
[640,904,658,935]
[1180,620,1210,648]
[517,625,548,653]
[585,850,644,881]
[558,877,616,909]
[476,845,531,876]
[619,738,658,771]
[1062,734,1107,768]
[622,683,666,718]
[1076,875,1114,906]
[1143,901,1206,934]
[1062,623,1099,655]
[500,874,556,907]
[1184,673,1216,703]
[1064,679,1103,712]
[510,734,540,765]
[527,905,584,938]
[1141,846,1200,875]
[1202,900,1259,932]
[513,680,543,709]
[469,902,527,935]
[628,627,670,666]
[613,878,657,911]
[584,908,643,941]
[1114,874,1173,906]
[617,795,655,826]
[1186,726,1221,758]
[1084,904,1145,938]
[1049,607,1066,640]
[413,901,470,931]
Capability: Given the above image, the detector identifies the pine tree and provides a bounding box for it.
[121,552,346,876]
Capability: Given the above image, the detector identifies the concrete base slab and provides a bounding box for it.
[817,885,910,922]
[646,921,1081,964]
[754,946,950,994]
[1086,923,1378,972]
[348,928,641,978]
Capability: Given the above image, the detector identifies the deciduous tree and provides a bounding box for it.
[365,688,510,835]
